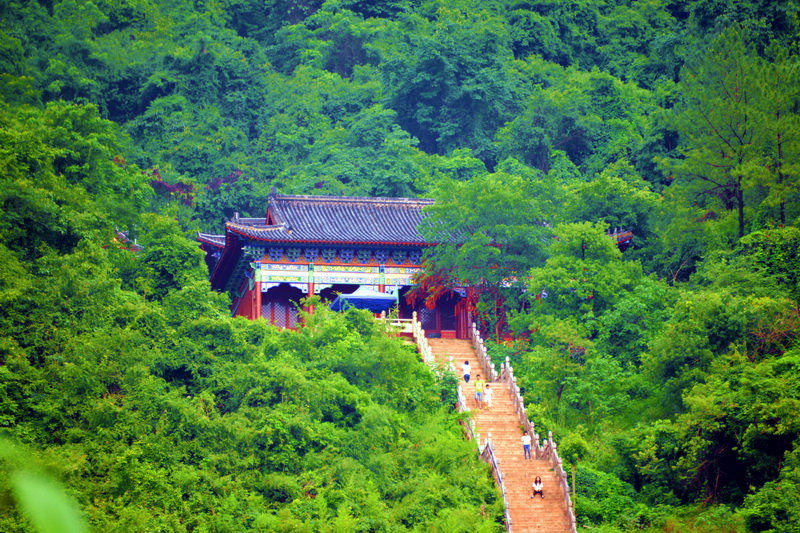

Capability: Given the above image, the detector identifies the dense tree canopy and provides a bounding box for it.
[2,0,800,530]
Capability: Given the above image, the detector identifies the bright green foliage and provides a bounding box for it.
[422,170,556,281]
[662,26,800,250]
[495,64,656,177]
[3,0,800,530]
[0,101,148,260]
[11,471,87,533]
[664,28,765,240]
[595,277,675,364]
[742,445,800,532]
[0,440,88,533]
[125,213,208,301]
[624,348,800,513]
[1,290,503,530]
[378,6,525,163]
[565,159,661,249]
[735,227,800,302]
[420,169,559,335]
[574,465,647,529]
[756,45,800,227]
[526,222,641,323]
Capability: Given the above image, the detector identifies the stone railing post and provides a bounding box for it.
[467,324,575,532]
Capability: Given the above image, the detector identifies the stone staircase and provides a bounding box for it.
[429,338,573,532]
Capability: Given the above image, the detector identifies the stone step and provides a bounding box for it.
[428,339,573,532]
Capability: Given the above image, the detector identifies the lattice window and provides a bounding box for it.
[304,248,319,262]
[268,247,284,262]
[409,249,422,264]
[262,301,281,326]
[420,307,436,330]
[263,292,301,329]
[322,248,336,263]
[286,247,302,262]
[273,302,289,328]
[392,249,407,263]
[357,249,372,263]
[288,305,299,328]
[339,248,355,263]
[374,249,389,263]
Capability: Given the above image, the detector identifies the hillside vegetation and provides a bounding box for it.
[2,0,800,531]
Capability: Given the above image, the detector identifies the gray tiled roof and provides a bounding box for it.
[198,233,226,248]
[226,194,434,245]
[231,214,266,226]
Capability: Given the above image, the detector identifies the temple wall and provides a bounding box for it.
[228,248,468,337]
[234,286,256,318]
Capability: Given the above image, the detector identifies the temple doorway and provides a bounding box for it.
[398,286,415,319]
[408,290,468,339]
[262,283,304,328]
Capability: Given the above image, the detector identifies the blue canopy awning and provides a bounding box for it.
[329,286,397,313]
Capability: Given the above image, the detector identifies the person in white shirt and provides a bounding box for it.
[484,383,493,409]
[531,476,544,499]
[522,430,532,460]
[462,360,471,383]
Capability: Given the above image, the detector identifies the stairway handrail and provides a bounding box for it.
[500,359,543,459]
[410,311,434,365]
[400,316,513,531]
[473,324,577,533]
[403,313,480,442]
[468,324,513,531]
[469,323,499,382]
[543,432,577,530]
[481,435,513,532]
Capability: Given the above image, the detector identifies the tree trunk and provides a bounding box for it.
[737,180,745,238]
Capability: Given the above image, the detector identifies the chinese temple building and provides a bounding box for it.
[198,193,471,338]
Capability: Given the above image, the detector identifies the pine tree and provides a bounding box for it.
[669,27,764,239]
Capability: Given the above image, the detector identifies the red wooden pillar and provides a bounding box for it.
[253,280,262,319]
[296,260,314,322]
[456,300,469,339]
[306,280,315,315]
[250,264,262,320]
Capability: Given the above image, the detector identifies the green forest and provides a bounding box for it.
[2,0,800,530]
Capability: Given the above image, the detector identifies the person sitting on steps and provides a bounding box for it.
[531,476,544,499]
